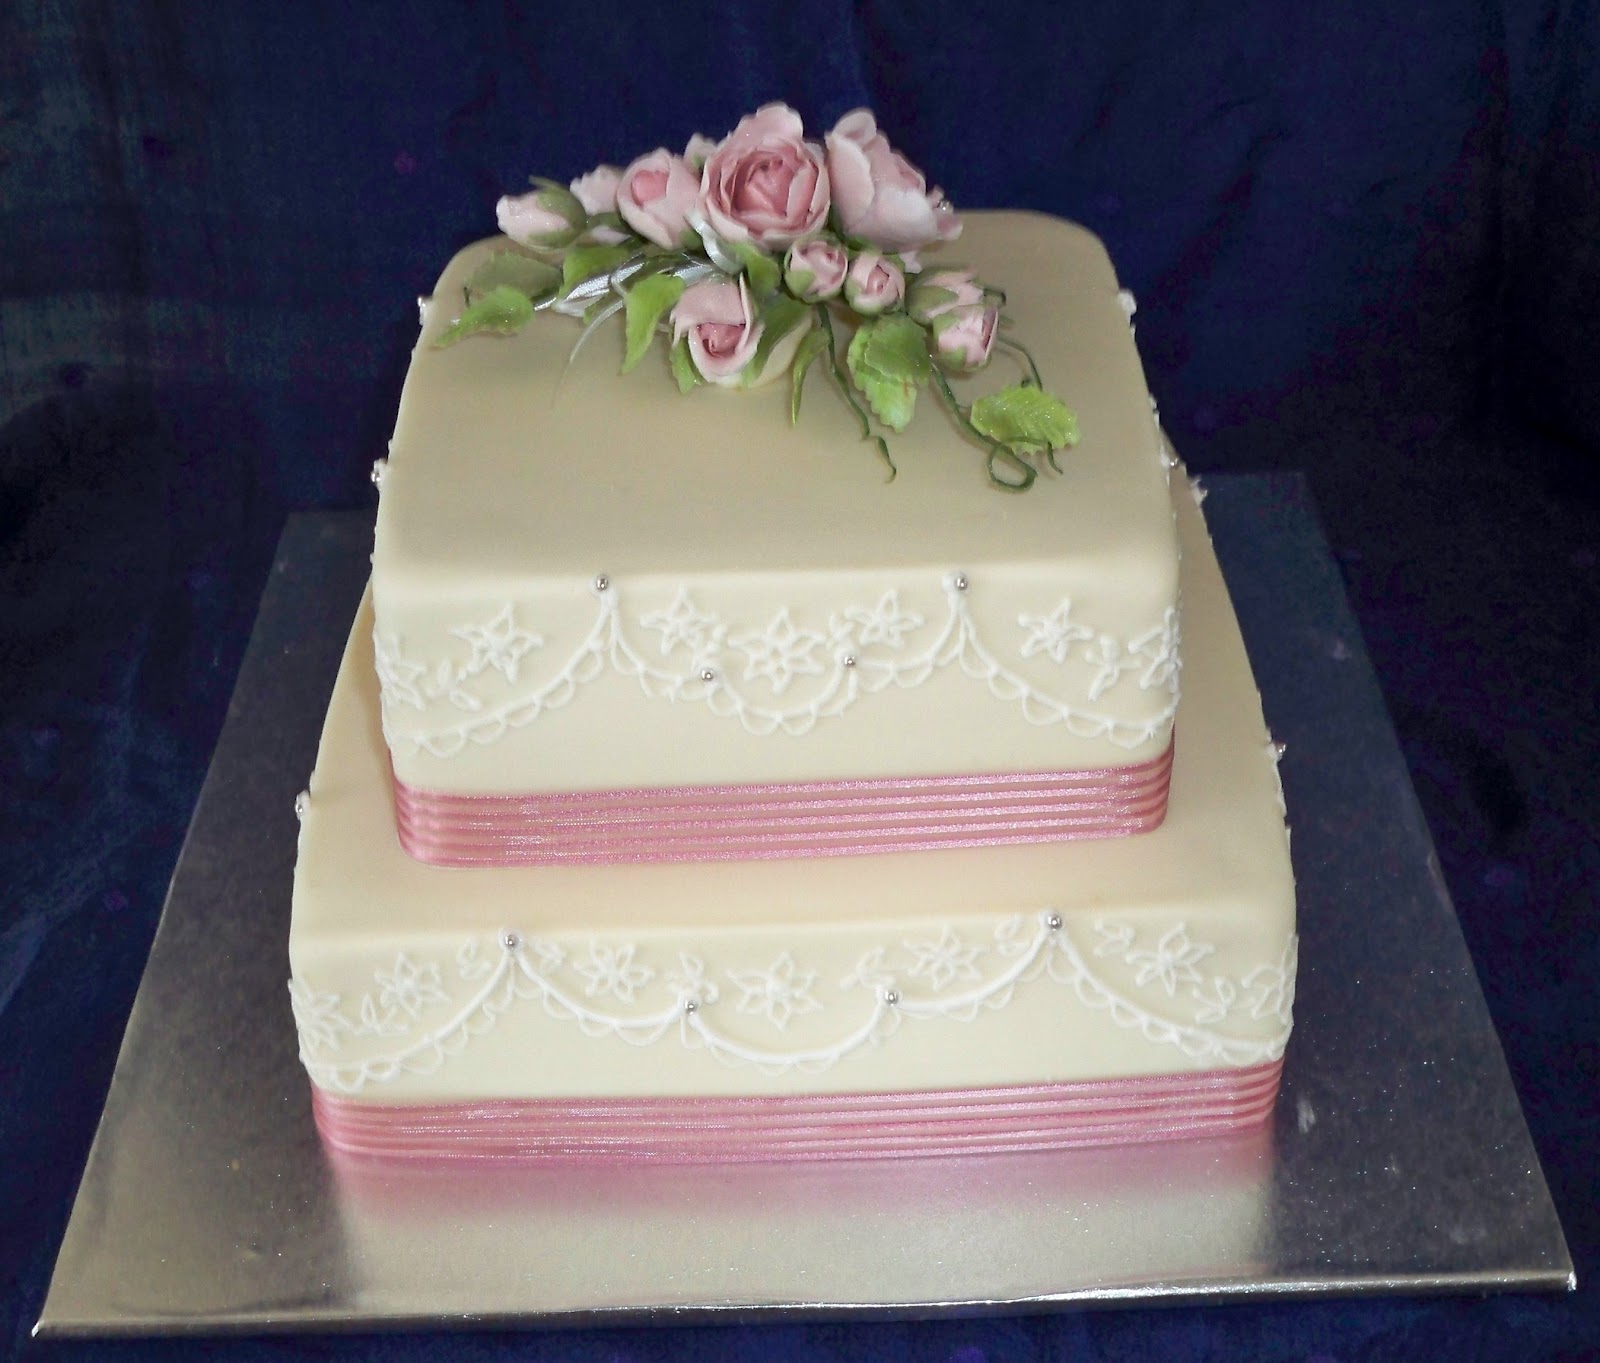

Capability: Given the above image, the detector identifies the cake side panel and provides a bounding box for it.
[370,213,1181,795]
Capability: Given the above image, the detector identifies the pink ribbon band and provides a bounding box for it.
[394,742,1174,866]
[311,1058,1281,1165]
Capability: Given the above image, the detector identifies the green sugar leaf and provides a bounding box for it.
[434,284,535,347]
[561,242,636,296]
[670,336,701,394]
[846,319,875,390]
[862,373,917,432]
[861,314,932,387]
[789,326,831,424]
[621,273,686,374]
[970,384,1080,451]
[847,318,925,432]
[731,240,782,298]
[745,294,811,387]
[466,251,559,304]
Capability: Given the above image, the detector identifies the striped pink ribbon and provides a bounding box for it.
[311,1058,1280,1165]
[393,741,1174,866]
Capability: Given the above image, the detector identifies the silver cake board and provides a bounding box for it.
[35,475,1573,1337]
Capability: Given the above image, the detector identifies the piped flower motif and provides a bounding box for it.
[994,914,1033,957]
[376,609,546,717]
[374,954,450,1019]
[1125,925,1214,997]
[1130,607,1181,693]
[1243,936,1298,1026]
[839,946,896,993]
[1190,976,1238,1025]
[573,942,653,1003]
[664,953,720,1010]
[730,609,826,695]
[1018,600,1095,664]
[1092,920,1137,958]
[840,590,924,649]
[904,928,986,991]
[1082,634,1140,701]
[373,633,428,711]
[449,605,542,683]
[456,940,493,982]
[727,952,822,1030]
[288,980,352,1055]
[641,590,726,660]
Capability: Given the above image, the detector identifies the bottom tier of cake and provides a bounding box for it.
[288,483,1296,1161]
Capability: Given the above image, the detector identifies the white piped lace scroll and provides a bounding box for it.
[374,575,1181,757]
[291,912,1295,1095]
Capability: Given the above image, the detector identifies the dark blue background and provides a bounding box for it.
[2,2,1596,1358]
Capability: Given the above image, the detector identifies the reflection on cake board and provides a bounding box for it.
[36,479,1573,1338]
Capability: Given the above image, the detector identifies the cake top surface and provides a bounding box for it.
[375,211,1172,600]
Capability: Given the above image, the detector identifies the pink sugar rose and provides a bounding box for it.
[843,250,905,316]
[671,276,765,387]
[700,103,830,251]
[784,236,848,301]
[496,184,584,248]
[931,301,1000,372]
[616,148,701,249]
[825,109,962,253]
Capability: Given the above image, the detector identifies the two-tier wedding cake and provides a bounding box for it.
[288,107,1295,1162]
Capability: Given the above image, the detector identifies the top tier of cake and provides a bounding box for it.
[372,211,1178,801]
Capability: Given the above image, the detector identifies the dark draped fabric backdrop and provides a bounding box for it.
[2,2,1596,1359]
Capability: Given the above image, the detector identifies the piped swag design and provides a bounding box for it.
[290,912,1298,1094]
[375,575,1181,758]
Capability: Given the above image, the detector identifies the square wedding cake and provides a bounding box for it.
[289,109,1294,1161]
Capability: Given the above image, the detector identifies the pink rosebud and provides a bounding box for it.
[907,268,985,324]
[700,103,830,251]
[683,133,718,169]
[843,250,905,316]
[784,237,848,301]
[671,277,765,387]
[616,148,701,250]
[569,164,622,216]
[931,301,1000,372]
[825,109,961,253]
[495,184,584,249]
[567,165,631,243]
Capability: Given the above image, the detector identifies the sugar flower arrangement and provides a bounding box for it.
[441,104,1078,491]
